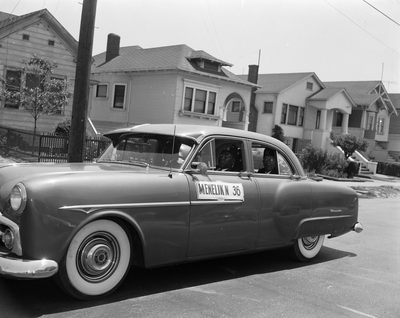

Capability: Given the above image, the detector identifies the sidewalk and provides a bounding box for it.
[320,173,400,187]
[319,173,400,199]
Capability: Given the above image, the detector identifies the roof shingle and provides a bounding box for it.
[91,44,255,86]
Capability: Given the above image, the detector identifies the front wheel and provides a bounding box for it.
[56,220,131,299]
[290,235,325,262]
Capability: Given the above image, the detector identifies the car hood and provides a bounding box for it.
[0,162,164,201]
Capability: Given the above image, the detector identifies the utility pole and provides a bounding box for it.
[68,0,97,162]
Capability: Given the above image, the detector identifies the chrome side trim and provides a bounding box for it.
[60,200,242,213]
[0,256,58,279]
[191,200,243,206]
[298,215,353,226]
[60,201,191,214]
[0,214,22,256]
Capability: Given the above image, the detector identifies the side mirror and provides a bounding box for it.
[197,162,208,175]
[187,162,208,175]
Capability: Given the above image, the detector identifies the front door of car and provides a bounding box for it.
[186,138,259,257]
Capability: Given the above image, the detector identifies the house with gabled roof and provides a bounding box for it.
[0,9,77,132]
[88,34,258,134]
[239,69,355,152]
[388,93,400,162]
[240,69,398,166]
[324,81,397,161]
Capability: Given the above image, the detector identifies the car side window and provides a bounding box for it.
[192,138,245,172]
[252,143,293,175]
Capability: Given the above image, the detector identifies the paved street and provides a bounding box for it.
[0,197,399,318]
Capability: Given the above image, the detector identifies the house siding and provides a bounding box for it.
[90,70,253,131]
[258,77,323,138]
[0,21,76,132]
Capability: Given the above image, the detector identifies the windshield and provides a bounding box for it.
[98,133,195,169]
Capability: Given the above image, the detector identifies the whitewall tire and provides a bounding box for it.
[56,219,131,299]
[290,235,325,262]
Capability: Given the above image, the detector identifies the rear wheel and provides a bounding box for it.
[290,235,325,262]
[56,219,131,299]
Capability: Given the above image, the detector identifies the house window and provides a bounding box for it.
[48,40,55,46]
[22,34,30,40]
[194,89,207,113]
[287,105,298,125]
[183,86,217,115]
[298,107,304,126]
[232,101,241,112]
[26,73,43,90]
[49,76,67,114]
[4,70,21,108]
[204,61,219,72]
[208,92,216,115]
[112,84,126,109]
[367,115,374,130]
[377,117,385,134]
[184,87,193,111]
[263,101,273,113]
[316,110,321,129]
[306,82,313,91]
[281,103,304,126]
[96,84,108,98]
[281,104,288,124]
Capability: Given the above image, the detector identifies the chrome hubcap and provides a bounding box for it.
[301,236,319,250]
[77,232,120,283]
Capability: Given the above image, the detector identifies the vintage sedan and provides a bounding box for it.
[0,124,363,299]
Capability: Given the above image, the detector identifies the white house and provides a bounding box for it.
[88,34,258,135]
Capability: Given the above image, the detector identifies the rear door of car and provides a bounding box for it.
[186,136,260,257]
[249,141,313,247]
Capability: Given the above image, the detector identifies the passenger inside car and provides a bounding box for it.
[216,144,242,171]
[258,148,279,174]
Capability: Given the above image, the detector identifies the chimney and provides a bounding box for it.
[105,33,120,62]
[248,65,259,84]
[248,65,259,132]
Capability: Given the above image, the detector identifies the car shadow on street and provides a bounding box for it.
[1,246,356,317]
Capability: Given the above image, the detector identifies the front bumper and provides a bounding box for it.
[0,213,58,279]
[0,255,58,279]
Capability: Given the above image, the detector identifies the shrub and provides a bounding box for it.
[54,118,71,136]
[377,162,400,177]
[298,145,328,174]
[330,132,369,159]
[299,145,348,176]
[272,125,285,142]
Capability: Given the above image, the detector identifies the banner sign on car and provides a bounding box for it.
[195,181,244,201]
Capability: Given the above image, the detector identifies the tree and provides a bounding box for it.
[330,132,369,160]
[54,118,72,136]
[1,55,71,148]
[272,125,285,142]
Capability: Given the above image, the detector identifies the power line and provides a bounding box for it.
[324,0,400,56]
[363,0,400,27]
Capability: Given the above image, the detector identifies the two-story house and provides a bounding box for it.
[323,81,397,161]
[88,34,258,134]
[240,68,356,153]
[0,9,77,132]
[240,68,397,165]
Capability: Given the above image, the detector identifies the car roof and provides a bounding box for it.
[103,124,304,175]
[104,124,279,145]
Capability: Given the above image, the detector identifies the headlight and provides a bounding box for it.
[10,183,27,215]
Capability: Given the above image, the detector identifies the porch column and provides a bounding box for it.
[342,113,349,134]
[244,111,249,130]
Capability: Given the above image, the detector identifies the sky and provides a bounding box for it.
[2,0,400,93]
